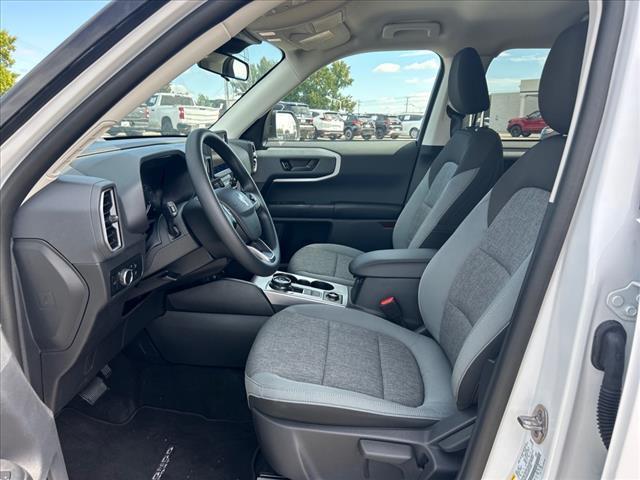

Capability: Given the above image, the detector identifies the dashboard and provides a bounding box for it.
[11,132,256,413]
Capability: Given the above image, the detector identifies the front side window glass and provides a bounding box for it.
[266,50,441,143]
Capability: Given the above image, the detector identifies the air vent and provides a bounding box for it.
[100,188,122,251]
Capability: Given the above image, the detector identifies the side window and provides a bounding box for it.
[485,48,551,144]
[266,50,441,143]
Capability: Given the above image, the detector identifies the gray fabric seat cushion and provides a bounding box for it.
[288,243,363,286]
[246,304,457,427]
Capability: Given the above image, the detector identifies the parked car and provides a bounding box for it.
[312,110,344,139]
[507,110,547,137]
[343,114,375,140]
[370,114,402,139]
[107,105,149,136]
[274,101,315,139]
[146,92,220,134]
[540,125,559,140]
[399,113,424,139]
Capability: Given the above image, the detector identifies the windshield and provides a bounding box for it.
[104,42,282,138]
[324,112,339,120]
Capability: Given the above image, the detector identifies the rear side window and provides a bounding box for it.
[160,95,194,106]
[484,49,551,144]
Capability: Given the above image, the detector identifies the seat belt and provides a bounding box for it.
[446,105,465,136]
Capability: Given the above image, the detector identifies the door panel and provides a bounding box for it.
[0,331,68,480]
[255,140,419,261]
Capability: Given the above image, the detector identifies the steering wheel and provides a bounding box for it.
[185,129,280,276]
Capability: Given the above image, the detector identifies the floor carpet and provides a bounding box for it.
[57,406,258,480]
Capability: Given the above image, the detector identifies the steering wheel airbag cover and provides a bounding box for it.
[216,187,262,240]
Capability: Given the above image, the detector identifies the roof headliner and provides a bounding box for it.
[248,0,588,58]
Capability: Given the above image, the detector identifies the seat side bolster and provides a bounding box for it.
[451,256,531,409]
[407,168,479,249]
[418,195,490,341]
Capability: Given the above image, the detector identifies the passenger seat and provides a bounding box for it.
[288,47,504,286]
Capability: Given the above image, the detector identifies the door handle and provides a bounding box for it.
[280,158,319,172]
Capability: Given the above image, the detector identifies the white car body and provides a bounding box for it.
[399,113,424,138]
[311,110,344,138]
[146,92,219,134]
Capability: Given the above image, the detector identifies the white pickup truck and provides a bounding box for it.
[146,93,220,134]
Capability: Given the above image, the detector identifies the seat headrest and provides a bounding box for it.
[448,47,490,115]
[539,22,588,135]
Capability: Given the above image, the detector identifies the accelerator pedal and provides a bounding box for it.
[100,363,113,379]
[79,376,108,405]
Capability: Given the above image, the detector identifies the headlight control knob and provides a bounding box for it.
[118,268,134,287]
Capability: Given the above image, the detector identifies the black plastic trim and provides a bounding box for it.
[457,4,626,478]
[416,54,445,147]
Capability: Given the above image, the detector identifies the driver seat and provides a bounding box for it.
[246,22,586,480]
[287,46,504,286]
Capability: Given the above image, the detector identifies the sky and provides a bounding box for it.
[1,0,549,114]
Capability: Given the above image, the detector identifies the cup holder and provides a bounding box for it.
[310,280,334,291]
[277,273,298,283]
[272,273,334,291]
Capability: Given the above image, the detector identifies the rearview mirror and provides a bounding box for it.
[198,52,249,81]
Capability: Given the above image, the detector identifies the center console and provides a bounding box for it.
[349,248,438,328]
[253,272,349,308]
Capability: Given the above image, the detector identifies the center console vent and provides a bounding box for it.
[100,187,122,251]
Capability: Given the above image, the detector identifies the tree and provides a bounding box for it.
[196,93,211,106]
[284,60,356,112]
[230,57,276,96]
[0,29,18,94]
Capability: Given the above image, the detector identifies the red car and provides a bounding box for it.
[507,110,547,137]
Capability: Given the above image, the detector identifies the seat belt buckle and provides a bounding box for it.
[379,296,405,326]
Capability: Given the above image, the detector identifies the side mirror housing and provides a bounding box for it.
[265,110,300,142]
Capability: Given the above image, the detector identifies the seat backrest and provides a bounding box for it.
[418,22,588,409]
[393,47,503,250]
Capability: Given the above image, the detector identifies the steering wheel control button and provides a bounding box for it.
[110,254,143,296]
[270,274,293,291]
